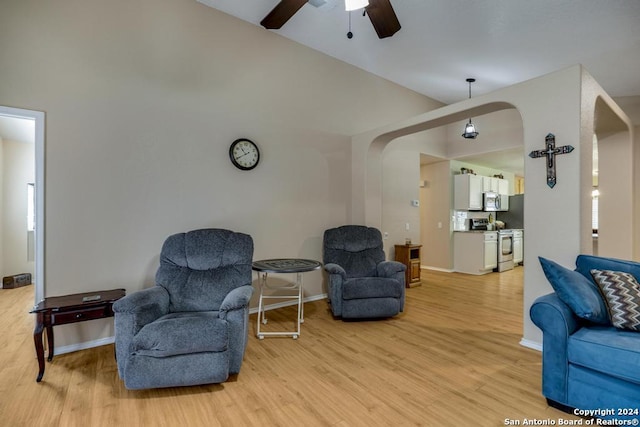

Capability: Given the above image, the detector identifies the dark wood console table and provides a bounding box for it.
[30,288,126,382]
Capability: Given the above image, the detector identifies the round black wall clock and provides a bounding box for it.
[229,138,260,171]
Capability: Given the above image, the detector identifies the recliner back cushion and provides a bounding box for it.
[323,226,385,278]
[156,229,253,312]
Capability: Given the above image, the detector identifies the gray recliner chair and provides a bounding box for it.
[113,228,254,390]
[323,225,406,319]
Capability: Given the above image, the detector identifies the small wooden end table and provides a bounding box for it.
[395,244,422,288]
[30,288,126,382]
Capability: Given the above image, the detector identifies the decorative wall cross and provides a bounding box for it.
[528,133,574,188]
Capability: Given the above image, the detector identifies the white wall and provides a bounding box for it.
[415,107,524,271]
[378,107,525,272]
[1,139,35,280]
[381,129,450,260]
[351,66,634,346]
[597,131,633,258]
[381,147,421,260]
[0,0,442,348]
[417,159,517,271]
[419,160,452,270]
[0,137,3,279]
[613,96,640,257]
[445,109,524,161]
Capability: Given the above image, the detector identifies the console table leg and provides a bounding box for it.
[46,325,54,361]
[33,321,45,382]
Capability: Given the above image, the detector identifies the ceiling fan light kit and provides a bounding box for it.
[462,78,479,140]
[345,0,369,11]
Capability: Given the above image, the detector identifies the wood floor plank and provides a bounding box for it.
[0,268,582,426]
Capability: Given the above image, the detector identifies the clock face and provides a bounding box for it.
[229,138,260,170]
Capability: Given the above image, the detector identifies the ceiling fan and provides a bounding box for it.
[260,0,401,39]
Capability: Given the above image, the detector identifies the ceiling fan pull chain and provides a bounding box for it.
[347,11,354,39]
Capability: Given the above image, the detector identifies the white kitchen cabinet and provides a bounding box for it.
[497,179,509,195]
[454,174,483,211]
[513,230,523,265]
[453,231,498,275]
[484,235,498,269]
[483,176,509,195]
[482,176,498,193]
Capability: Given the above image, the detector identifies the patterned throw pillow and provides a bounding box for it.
[590,269,640,331]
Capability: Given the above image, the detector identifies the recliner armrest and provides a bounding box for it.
[219,285,254,318]
[377,260,406,278]
[324,263,346,316]
[113,286,170,379]
[113,286,170,319]
[324,263,346,277]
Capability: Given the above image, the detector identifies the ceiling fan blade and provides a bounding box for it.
[365,0,401,39]
[260,0,308,29]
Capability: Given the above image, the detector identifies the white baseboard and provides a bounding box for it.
[54,336,115,356]
[421,265,455,273]
[520,338,542,351]
[53,296,329,354]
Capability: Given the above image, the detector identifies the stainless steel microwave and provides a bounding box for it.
[483,192,509,212]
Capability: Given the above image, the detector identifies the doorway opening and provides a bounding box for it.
[0,106,45,303]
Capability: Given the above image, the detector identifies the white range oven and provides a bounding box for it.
[497,230,514,272]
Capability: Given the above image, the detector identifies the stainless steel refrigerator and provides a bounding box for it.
[497,194,524,229]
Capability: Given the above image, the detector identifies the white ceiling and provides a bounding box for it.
[197,0,640,104]
[4,1,639,176]
[197,0,640,177]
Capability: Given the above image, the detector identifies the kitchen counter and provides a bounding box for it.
[454,230,497,233]
[453,231,498,275]
[454,229,523,232]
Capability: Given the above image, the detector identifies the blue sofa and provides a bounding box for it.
[530,255,640,421]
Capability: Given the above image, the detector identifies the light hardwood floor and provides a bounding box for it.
[0,268,579,426]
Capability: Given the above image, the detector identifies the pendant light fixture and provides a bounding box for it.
[462,78,479,139]
[345,0,369,11]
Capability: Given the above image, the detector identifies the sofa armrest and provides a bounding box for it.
[531,293,580,336]
[530,292,581,405]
